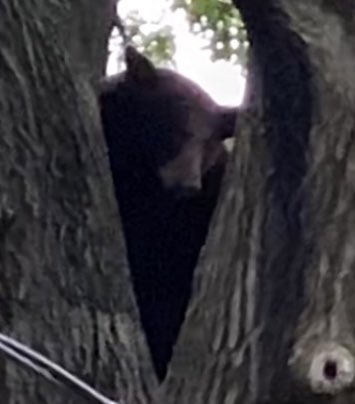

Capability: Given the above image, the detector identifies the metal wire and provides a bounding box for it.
[0,333,120,404]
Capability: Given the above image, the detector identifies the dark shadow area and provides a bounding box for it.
[100,42,241,380]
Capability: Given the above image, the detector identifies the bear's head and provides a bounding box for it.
[100,46,237,195]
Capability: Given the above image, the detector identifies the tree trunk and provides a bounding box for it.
[1,0,355,404]
[0,1,156,403]
[162,1,355,403]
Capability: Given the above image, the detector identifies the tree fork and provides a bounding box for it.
[1,0,355,404]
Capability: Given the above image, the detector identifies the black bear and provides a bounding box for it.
[99,46,237,380]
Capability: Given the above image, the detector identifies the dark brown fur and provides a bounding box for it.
[99,46,237,380]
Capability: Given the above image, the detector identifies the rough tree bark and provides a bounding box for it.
[1,0,355,404]
[163,1,355,404]
[0,1,156,403]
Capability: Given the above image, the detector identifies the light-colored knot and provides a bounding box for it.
[308,343,355,394]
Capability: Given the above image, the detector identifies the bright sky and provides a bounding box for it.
[106,0,246,106]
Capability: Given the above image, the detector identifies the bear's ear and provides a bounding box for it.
[125,45,158,86]
[216,106,238,139]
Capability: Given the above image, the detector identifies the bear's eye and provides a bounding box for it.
[178,97,191,113]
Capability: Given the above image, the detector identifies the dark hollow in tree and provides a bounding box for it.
[99,46,238,380]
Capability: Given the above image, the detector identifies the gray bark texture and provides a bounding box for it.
[0,1,156,404]
[1,0,355,404]
[163,1,355,404]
